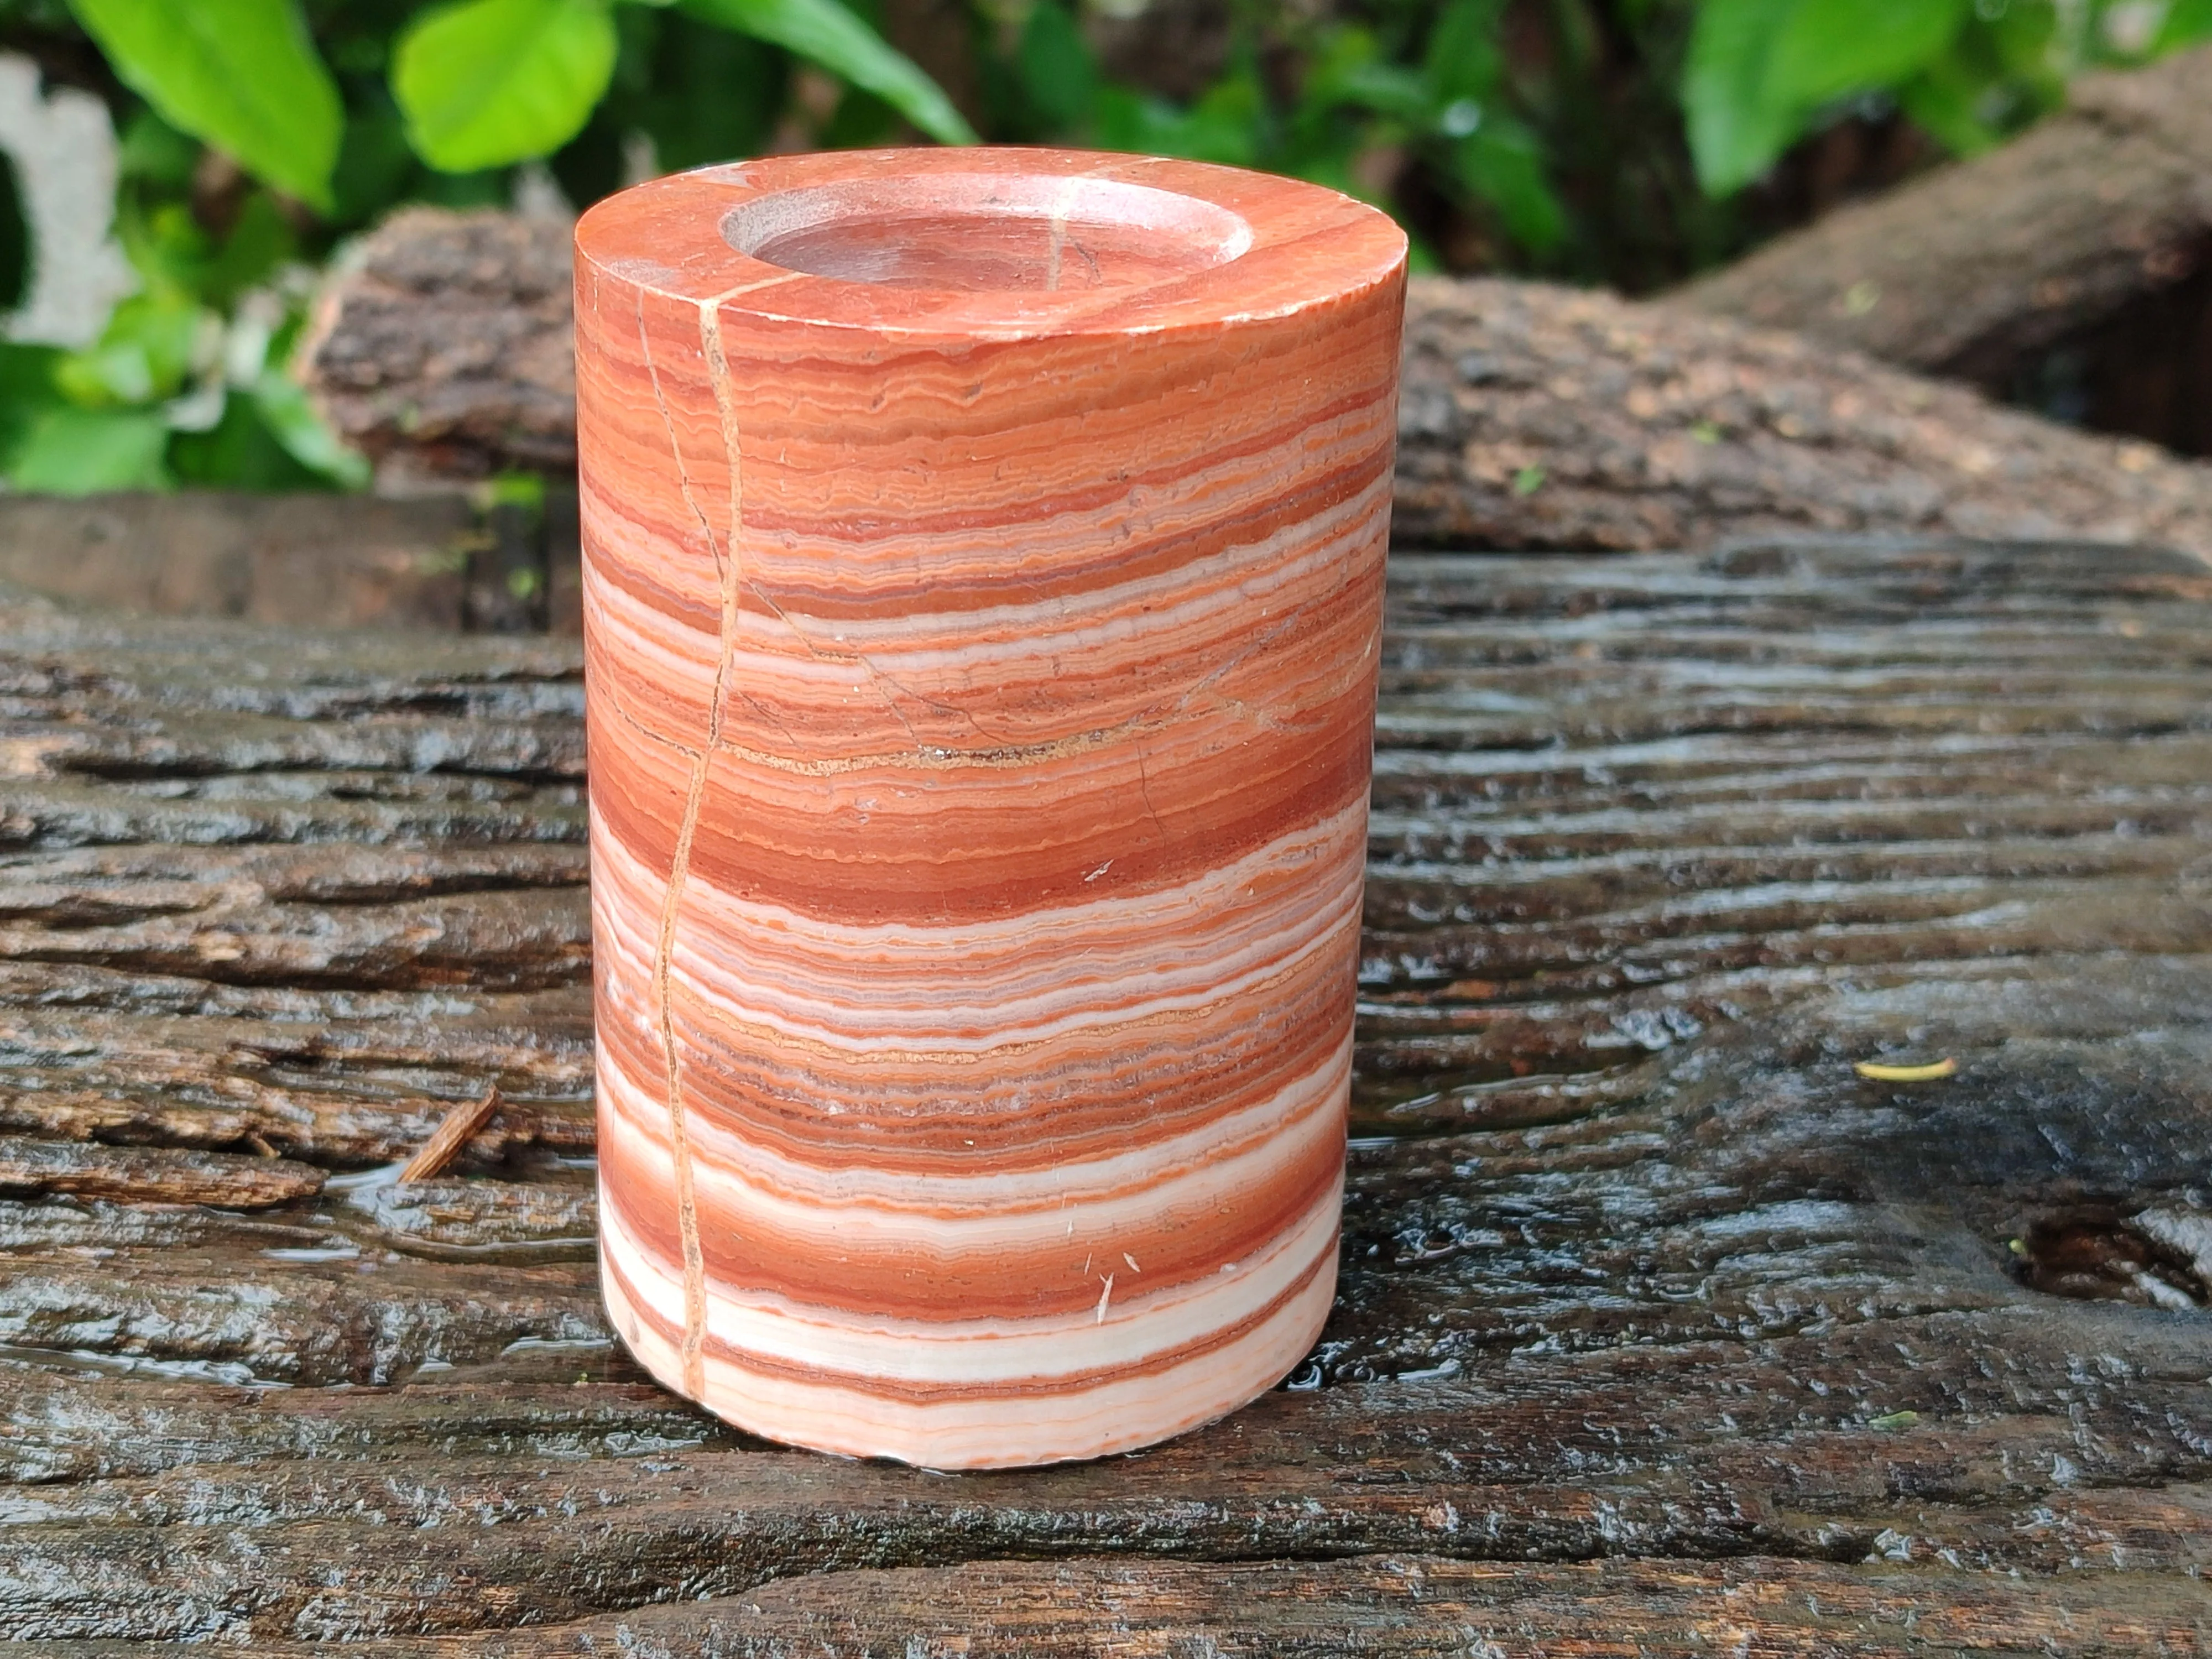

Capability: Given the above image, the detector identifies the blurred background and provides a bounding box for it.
[0,0,2204,502]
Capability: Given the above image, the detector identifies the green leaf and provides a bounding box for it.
[115,110,202,190]
[168,392,325,489]
[249,371,372,489]
[7,406,172,494]
[478,469,549,512]
[1682,0,1803,195]
[1093,77,1263,170]
[394,0,621,173]
[1983,0,2060,79]
[200,193,298,310]
[1306,29,1431,125]
[0,344,65,473]
[332,107,422,229]
[117,201,213,299]
[2154,0,2212,49]
[1448,118,1565,252]
[1424,0,1505,102]
[607,13,785,174]
[1895,59,2004,156]
[1683,0,1967,195]
[679,0,977,145]
[55,290,209,408]
[67,0,341,211]
[1764,0,1968,112]
[1016,0,1095,131]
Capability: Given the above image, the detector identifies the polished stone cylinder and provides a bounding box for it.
[576,148,1406,1467]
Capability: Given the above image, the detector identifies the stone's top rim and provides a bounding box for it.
[573,147,1407,340]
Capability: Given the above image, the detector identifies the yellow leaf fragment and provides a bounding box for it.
[1852,1057,1958,1082]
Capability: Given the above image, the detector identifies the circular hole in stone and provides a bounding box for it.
[723,174,1253,293]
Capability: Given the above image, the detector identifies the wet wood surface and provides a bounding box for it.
[1,536,2209,1652]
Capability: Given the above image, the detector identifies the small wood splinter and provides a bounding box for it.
[397,1085,503,1183]
[1852,1057,1959,1082]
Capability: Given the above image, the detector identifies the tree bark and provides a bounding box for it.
[294,202,2212,564]
[1674,43,2212,386]
[1392,273,2212,558]
[298,207,579,490]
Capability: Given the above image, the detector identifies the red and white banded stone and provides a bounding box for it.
[575,147,1406,1467]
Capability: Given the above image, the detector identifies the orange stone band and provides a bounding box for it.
[575,147,1407,1467]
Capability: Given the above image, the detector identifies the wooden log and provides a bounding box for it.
[298,208,580,491]
[1391,275,2212,554]
[1674,44,2212,385]
[294,207,2212,561]
[0,538,2206,1647]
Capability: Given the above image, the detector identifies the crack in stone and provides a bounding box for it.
[746,576,1019,756]
[741,580,925,754]
[635,294,742,1397]
[1133,740,1168,848]
[865,661,1009,748]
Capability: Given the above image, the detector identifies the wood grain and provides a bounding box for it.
[0,535,2206,1649]
[395,1086,504,1182]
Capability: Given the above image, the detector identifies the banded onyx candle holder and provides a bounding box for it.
[575,148,1407,1468]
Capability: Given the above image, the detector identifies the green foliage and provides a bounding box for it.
[0,0,2208,498]
[1005,0,1565,264]
[1420,0,1563,251]
[1683,0,2212,194]
[549,8,786,196]
[394,0,622,172]
[2157,0,2212,44]
[56,290,206,408]
[679,0,978,144]
[0,0,967,494]
[67,0,959,201]
[0,343,64,473]
[1765,0,1968,114]
[1681,0,1814,195]
[1014,0,1093,130]
[9,406,171,492]
[246,371,374,489]
[0,92,372,495]
[67,0,344,209]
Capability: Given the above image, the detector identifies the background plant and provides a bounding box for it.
[0,0,2204,494]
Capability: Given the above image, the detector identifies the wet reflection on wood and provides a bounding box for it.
[0,536,2207,1648]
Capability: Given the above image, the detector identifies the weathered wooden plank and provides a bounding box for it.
[0,1136,323,1207]
[137,1553,2211,1657]
[0,540,2204,1649]
[3,1302,2210,1642]
[0,493,477,632]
